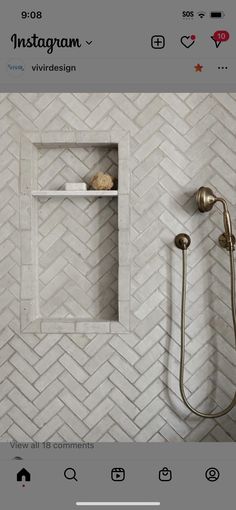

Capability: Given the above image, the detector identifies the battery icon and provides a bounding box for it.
[210,11,225,18]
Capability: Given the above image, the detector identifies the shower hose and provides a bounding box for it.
[180,247,236,418]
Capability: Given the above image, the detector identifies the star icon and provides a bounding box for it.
[195,63,203,72]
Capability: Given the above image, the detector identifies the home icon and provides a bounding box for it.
[17,468,31,482]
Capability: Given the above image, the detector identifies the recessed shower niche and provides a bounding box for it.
[20,131,130,334]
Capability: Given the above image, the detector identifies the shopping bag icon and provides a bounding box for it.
[158,467,172,482]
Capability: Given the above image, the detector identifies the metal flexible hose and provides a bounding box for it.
[179,248,236,418]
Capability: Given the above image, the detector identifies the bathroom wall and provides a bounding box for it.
[0,92,236,442]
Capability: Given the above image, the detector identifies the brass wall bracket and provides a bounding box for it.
[219,233,236,251]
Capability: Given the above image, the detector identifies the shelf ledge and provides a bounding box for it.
[31,190,118,197]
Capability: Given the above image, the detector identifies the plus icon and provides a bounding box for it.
[151,35,166,49]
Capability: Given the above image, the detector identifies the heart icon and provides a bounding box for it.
[181,35,196,48]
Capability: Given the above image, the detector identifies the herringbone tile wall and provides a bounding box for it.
[38,196,118,320]
[0,92,236,442]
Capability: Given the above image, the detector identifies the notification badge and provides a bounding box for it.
[211,30,230,48]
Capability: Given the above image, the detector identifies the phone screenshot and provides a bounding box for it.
[0,0,235,508]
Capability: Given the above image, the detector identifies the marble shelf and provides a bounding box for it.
[32,190,118,197]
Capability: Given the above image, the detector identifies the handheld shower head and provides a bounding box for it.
[176,187,236,418]
[196,186,235,251]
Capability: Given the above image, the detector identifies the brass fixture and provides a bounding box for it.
[196,186,235,251]
[175,187,236,419]
[175,233,191,250]
[196,186,216,212]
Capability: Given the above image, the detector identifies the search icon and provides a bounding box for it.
[64,467,78,482]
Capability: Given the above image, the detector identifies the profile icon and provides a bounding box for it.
[205,467,220,482]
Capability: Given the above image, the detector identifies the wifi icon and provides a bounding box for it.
[198,11,206,19]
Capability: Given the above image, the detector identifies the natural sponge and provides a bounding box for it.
[90,172,114,190]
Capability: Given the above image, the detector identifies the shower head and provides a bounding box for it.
[196,186,235,251]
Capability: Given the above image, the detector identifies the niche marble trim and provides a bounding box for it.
[20,131,130,334]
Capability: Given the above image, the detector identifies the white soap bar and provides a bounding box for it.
[65,183,87,191]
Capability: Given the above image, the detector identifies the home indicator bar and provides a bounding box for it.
[75,504,161,507]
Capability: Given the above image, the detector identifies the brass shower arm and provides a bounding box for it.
[214,197,233,239]
[214,196,229,218]
[214,196,228,212]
